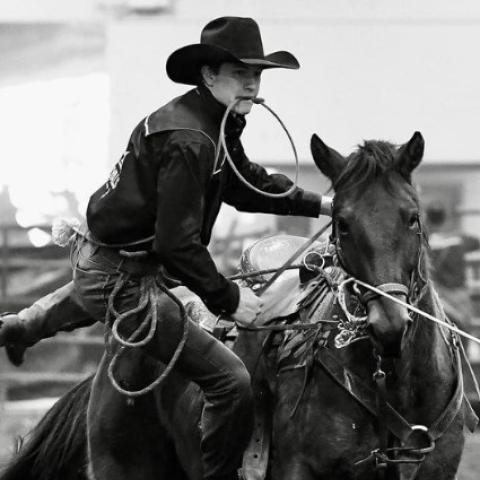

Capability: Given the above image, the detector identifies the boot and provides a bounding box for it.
[0,313,28,366]
[0,282,96,366]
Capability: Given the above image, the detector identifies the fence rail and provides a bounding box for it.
[0,223,69,306]
[0,334,103,405]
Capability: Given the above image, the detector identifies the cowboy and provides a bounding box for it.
[0,16,332,480]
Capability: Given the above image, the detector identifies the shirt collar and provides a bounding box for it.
[197,85,246,139]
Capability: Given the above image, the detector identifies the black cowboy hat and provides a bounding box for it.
[166,16,300,85]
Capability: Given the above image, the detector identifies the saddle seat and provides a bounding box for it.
[240,234,330,322]
[240,234,316,283]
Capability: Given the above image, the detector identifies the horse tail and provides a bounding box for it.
[0,375,93,480]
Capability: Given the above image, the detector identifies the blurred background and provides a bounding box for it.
[1,0,480,476]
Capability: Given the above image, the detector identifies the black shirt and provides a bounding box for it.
[87,86,321,314]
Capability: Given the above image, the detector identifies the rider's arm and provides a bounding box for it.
[152,131,240,316]
[222,139,331,217]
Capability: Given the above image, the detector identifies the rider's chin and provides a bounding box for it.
[236,101,253,115]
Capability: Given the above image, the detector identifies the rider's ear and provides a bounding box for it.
[396,131,424,181]
[310,134,347,183]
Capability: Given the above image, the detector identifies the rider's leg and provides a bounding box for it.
[0,282,96,365]
[145,302,254,480]
[73,248,254,480]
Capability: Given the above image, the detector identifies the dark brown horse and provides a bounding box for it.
[1,132,476,480]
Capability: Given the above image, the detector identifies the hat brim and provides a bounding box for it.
[166,44,299,85]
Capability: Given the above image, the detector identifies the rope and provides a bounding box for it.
[102,241,480,396]
[228,264,303,281]
[353,278,480,346]
[336,278,367,324]
[236,319,337,333]
[107,276,156,348]
[106,274,189,397]
[217,96,299,198]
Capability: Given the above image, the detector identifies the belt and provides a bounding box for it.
[78,238,161,276]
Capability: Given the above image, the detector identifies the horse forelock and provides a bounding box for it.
[333,140,404,194]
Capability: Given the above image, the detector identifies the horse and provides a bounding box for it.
[1,131,476,480]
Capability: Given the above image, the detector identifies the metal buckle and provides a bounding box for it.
[302,251,325,271]
[404,425,435,455]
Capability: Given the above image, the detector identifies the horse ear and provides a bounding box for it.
[310,134,347,183]
[396,131,425,180]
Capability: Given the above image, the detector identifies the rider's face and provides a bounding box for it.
[202,62,263,115]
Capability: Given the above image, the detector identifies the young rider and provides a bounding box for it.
[0,16,332,480]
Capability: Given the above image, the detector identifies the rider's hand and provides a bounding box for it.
[231,287,263,327]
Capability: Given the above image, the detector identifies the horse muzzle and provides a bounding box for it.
[365,288,412,358]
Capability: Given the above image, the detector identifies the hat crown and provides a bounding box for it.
[166,16,299,85]
[200,17,264,60]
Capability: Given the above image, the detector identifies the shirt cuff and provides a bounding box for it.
[319,195,333,217]
[204,279,240,316]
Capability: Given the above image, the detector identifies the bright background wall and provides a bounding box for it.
[1,0,480,236]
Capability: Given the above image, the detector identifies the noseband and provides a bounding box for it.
[358,283,410,305]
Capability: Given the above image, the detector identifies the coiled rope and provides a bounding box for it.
[106,274,189,397]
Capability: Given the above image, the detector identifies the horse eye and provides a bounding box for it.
[408,214,419,229]
[337,218,350,236]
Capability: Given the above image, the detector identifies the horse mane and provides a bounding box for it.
[0,376,92,480]
[333,140,411,195]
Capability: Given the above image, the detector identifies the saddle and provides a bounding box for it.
[182,234,334,480]
[183,234,332,338]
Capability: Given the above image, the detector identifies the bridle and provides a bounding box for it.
[329,210,450,477]
[330,208,428,313]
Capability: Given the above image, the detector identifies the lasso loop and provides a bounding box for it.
[106,275,189,397]
[216,96,299,198]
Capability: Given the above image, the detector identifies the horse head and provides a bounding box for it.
[311,132,426,358]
